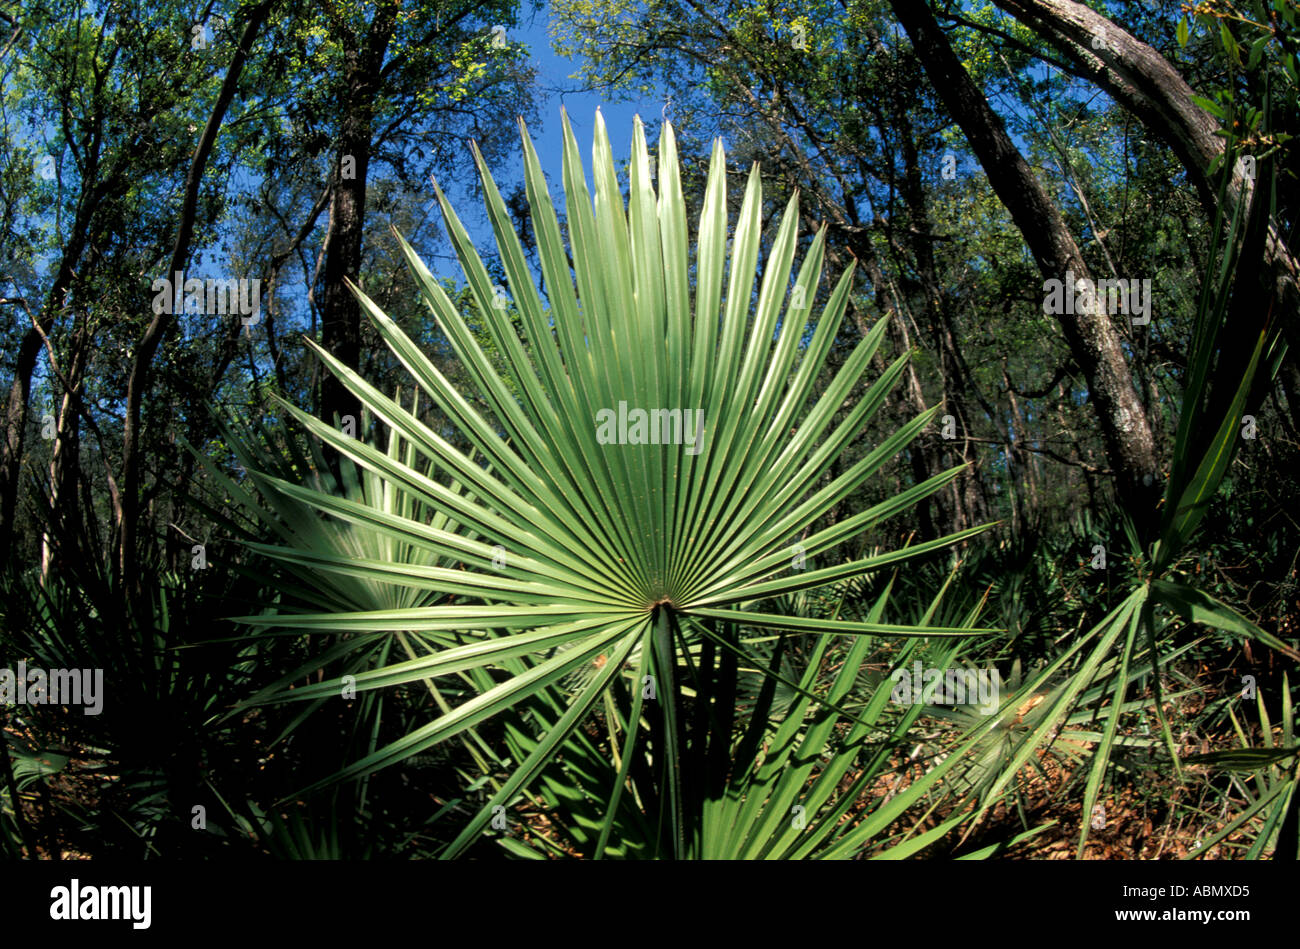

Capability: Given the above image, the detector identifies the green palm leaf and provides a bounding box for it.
[233,109,991,855]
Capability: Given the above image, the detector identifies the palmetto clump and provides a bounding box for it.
[232,110,990,856]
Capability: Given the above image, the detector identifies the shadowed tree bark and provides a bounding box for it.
[888,0,1161,520]
[118,0,274,598]
[986,0,1300,432]
[315,0,401,436]
[0,124,123,561]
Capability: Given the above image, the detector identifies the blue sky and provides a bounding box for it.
[510,4,666,189]
[426,5,677,284]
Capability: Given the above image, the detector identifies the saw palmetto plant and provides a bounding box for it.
[956,106,1300,858]
[229,110,1004,857]
[1182,671,1299,858]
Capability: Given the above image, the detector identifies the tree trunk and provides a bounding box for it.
[117,0,272,599]
[40,319,90,583]
[894,96,987,533]
[317,0,400,436]
[0,196,100,561]
[851,243,947,541]
[888,0,1161,520]
[990,0,1300,428]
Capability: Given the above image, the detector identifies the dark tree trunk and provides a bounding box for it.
[888,0,1161,522]
[851,242,947,541]
[317,0,400,436]
[0,192,101,560]
[118,0,272,600]
[989,0,1300,430]
[894,96,987,533]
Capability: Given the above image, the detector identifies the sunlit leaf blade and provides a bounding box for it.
[230,110,991,849]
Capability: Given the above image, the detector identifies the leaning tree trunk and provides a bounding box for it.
[989,0,1300,430]
[888,0,1161,520]
[118,0,272,600]
[895,96,987,533]
[0,190,101,562]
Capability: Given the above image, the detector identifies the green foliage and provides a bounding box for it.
[3,0,1297,863]
[228,111,994,857]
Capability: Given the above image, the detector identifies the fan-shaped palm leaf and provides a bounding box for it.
[232,109,994,856]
